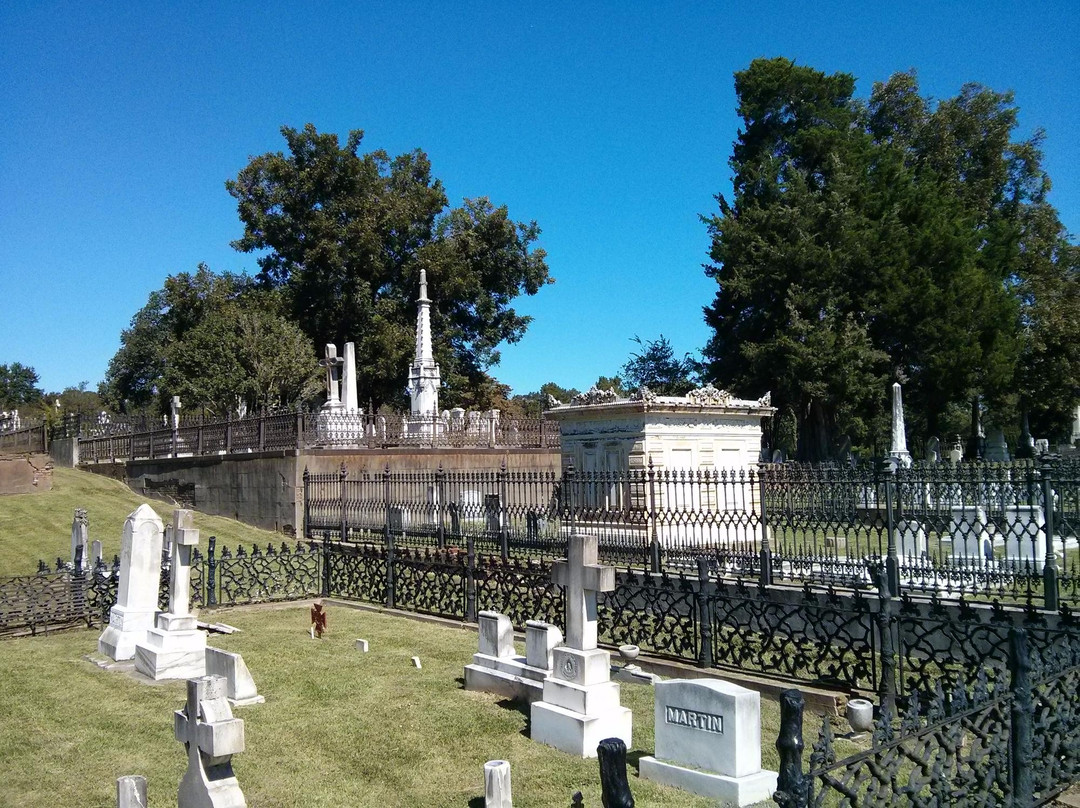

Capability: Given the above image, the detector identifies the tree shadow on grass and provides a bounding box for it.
[494,697,532,737]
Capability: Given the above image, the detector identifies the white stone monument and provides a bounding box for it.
[985,426,1010,462]
[341,341,359,413]
[98,505,165,661]
[950,505,992,561]
[531,533,631,757]
[889,382,912,468]
[484,759,512,808]
[116,775,147,808]
[135,509,207,680]
[464,612,563,702]
[71,507,89,572]
[175,675,247,808]
[408,269,441,437]
[640,678,777,806]
[205,647,264,707]
[1072,404,1080,446]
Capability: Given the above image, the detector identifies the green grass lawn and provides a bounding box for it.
[0,603,854,808]
[0,467,285,575]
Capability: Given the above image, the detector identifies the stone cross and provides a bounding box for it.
[551,532,615,650]
[168,509,199,618]
[171,396,182,430]
[174,675,246,808]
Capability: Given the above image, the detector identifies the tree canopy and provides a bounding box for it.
[226,124,552,410]
[0,363,44,410]
[102,265,321,415]
[703,58,1079,459]
[621,335,700,396]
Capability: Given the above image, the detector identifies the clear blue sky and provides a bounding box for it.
[2,2,1077,398]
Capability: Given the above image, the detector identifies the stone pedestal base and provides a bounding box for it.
[134,614,207,680]
[639,756,777,806]
[464,653,549,703]
[98,605,157,661]
[531,699,632,758]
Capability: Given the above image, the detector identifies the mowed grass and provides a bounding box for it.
[0,467,285,574]
[0,603,854,808]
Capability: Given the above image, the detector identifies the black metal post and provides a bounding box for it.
[257,414,265,451]
[1009,627,1034,806]
[225,411,233,454]
[321,536,331,598]
[696,557,714,669]
[499,460,510,561]
[302,467,311,540]
[597,737,634,808]
[386,525,396,611]
[206,536,217,607]
[883,460,900,597]
[383,462,391,547]
[775,689,807,808]
[72,544,88,626]
[648,459,661,573]
[340,462,349,542]
[875,566,897,713]
[757,464,773,586]
[465,532,477,622]
[436,463,446,550]
[1041,460,1058,612]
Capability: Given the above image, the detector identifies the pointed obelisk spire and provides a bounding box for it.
[890,382,912,467]
[409,269,440,421]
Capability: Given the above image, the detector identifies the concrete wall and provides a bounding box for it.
[48,437,79,468]
[84,446,560,536]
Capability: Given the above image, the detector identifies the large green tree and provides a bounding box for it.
[226,124,551,410]
[0,363,44,410]
[703,58,1077,459]
[621,335,700,396]
[102,265,321,415]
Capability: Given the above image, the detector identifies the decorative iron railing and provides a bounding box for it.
[306,460,1080,607]
[0,423,47,453]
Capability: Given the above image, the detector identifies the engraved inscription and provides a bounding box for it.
[665,706,724,734]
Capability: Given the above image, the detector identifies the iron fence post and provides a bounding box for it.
[757,465,773,586]
[436,463,446,550]
[302,467,311,540]
[775,689,807,808]
[295,406,304,449]
[648,458,661,573]
[875,566,898,712]
[1040,459,1059,612]
[321,537,331,598]
[465,532,477,622]
[257,413,265,452]
[225,412,233,454]
[1009,627,1034,806]
[386,525,396,611]
[499,460,509,560]
[696,557,714,669]
[72,544,88,626]
[883,460,900,597]
[340,463,349,542]
[382,462,391,547]
[206,536,217,607]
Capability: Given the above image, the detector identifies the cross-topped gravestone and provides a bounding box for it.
[551,532,615,650]
[174,675,246,808]
[531,531,630,757]
[71,508,89,572]
[320,344,344,409]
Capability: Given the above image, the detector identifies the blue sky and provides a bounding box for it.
[2,2,1077,399]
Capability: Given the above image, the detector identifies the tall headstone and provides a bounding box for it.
[342,342,359,413]
[889,382,912,468]
[531,533,632,757]
[171,396,182,431]
[985,426,1010,462]
[71,508,89,572]
[98,505,165,661]
[408,269,441,433]
[639,679,777,805]
[135,509,207,680]
[1072,404,1080,446]
[320,344,344,412]
[174,675,246,808]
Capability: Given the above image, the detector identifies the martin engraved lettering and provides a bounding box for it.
[665,705,724,734]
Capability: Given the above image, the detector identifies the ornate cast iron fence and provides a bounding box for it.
[306,460,1080,607]
[774,627,1080,808]
[0,422,47,453]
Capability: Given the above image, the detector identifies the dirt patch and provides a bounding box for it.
[0,453,54,495]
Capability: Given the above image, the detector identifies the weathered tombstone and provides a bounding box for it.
[598,737,634,808]
[925,437,941,463]
[71,508,89,572]
[484,759,512,808]
[1004,505,1046,567]
[175,675,246,808]
[484,494,501,534]
[98,505,165,661]
[388,506,405,534]
[985,426,1010,462]
[464,612,561,702]
[116,775,147,808]
[135,509,207,680]
[342,342,359,413]
[531,532,632,757]
[950,505,992,561]
[639,679,778,805]
[91,539,103,567]
[1072,404,1080,446]
[205,647,264,706]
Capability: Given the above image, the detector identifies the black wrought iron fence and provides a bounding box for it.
[0,423,47,453]
[774,626,1080,808]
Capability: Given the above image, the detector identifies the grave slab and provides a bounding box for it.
[98,505,165,661]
